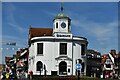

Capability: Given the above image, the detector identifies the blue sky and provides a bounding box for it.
[2,2,118,63]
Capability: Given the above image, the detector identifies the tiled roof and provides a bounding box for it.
[87,49,101,55]
[29,27,53,39]
[101,52,120,65]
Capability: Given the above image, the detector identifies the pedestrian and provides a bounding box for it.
[21,71,26,79]
[25,71,28,79]
[29,70,33,80]
[106,71,109,78]
[0,74,3,79]
[16,71,20,79]
[6,73,9,79]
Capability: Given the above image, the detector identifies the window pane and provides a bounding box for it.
[56,23,58,28]
[60,43,67,55]
[37,43,43,55]
[81,44,85,55]
[68,21,70,31]
[68,69,70,73]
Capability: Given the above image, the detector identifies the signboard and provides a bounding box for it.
[54,33,72,39]
[76,64,82,71]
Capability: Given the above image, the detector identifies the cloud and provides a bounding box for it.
[72,18,118,41]
[8,22,26,33]
[72,18,118,52]
[43,10,57,17]
[69,9,118,53]
[43,10,118,53]
[3,3,26,33]
[67,8,118,41]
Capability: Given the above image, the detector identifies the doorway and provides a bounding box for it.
[59,61,67,75]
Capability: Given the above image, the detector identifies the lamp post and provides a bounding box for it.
[39,68,41,76]
[44,65,46,77]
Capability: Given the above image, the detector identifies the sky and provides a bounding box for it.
[1,2,118,63]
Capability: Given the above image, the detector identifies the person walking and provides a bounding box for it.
[6,73,9,79]
[29,70,33,80]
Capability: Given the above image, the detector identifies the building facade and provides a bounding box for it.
[28,6,88,76]
[5,48,28,79]
[101,50,120,79]
[86,49,101,78]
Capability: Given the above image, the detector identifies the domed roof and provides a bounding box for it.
[54,13,70,19]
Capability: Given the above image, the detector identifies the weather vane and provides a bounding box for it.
[61,0,64,12]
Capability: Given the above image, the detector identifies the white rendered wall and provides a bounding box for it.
[34,42,54,75]
[28,43,35,73]
[73,42,81,75]
[53,19,70,33]
[28,38,87,76]
[29,41,74,75]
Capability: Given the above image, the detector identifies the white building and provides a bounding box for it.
[28,5,88,76]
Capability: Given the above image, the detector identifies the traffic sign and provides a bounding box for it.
[76,64,82,71]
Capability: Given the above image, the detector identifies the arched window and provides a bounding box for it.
[36,61,43,71]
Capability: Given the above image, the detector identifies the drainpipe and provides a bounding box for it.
[72,41,73,75]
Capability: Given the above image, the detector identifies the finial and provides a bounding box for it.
[61,0,64,12]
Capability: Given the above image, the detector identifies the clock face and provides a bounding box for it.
[61,22,66,28]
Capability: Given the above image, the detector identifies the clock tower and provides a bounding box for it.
[53,3,71,34]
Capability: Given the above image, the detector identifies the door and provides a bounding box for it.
[59,61,67,75]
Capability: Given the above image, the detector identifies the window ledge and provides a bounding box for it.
[37,54,44,56]
[60,55,67,56]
